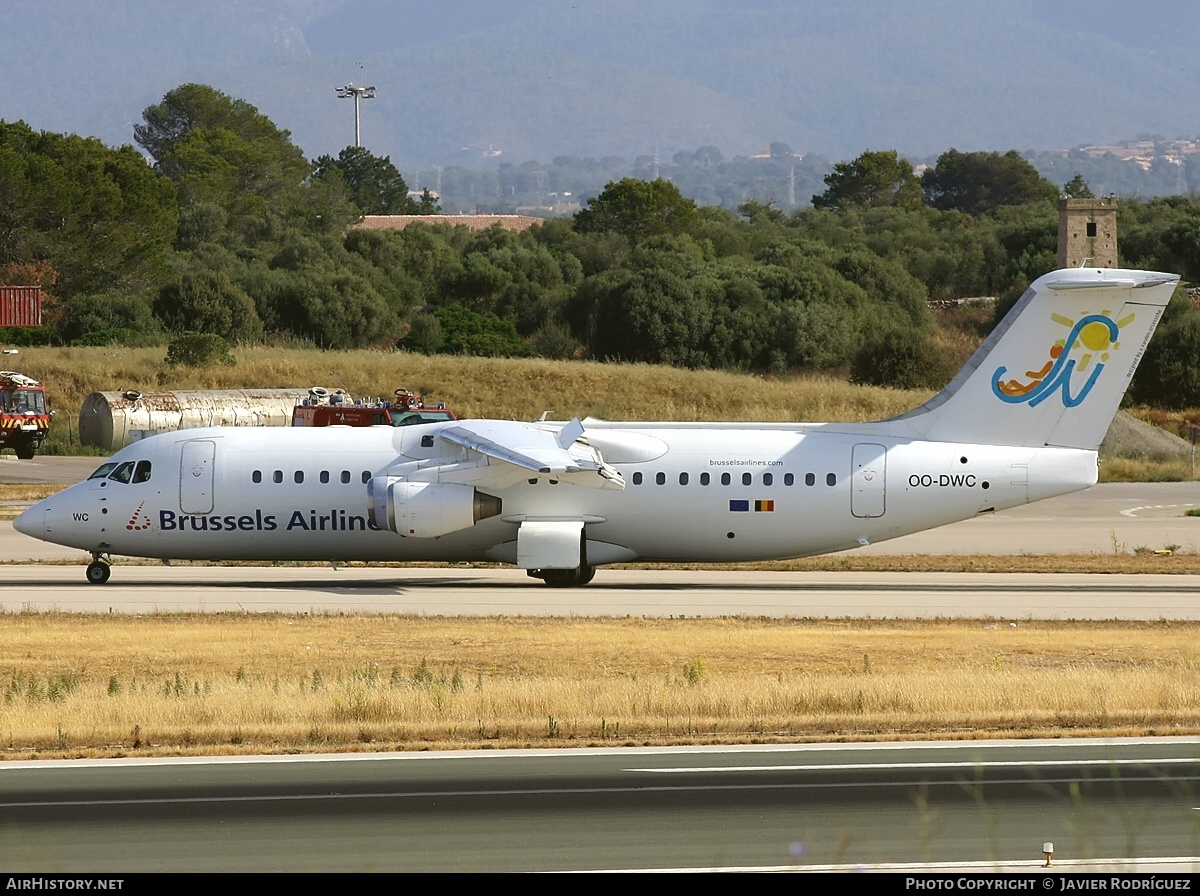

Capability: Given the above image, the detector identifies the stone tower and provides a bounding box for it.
[1057,196,1118,268]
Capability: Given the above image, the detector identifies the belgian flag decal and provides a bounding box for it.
[729,500,775,512]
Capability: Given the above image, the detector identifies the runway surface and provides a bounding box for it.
[2,565,1200,618]
[3,739,1200,872]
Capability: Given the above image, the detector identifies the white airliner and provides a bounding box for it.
[14,266,1179,586]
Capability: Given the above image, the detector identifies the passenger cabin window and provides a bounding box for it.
[742,472,752,486]
[252,470,262,484]
[805,473,815,486]
[763,472,772,486]
[655,472,665,485]
[320,471,330,484]
[341,471,351,484]
[273,470,283,484]
[826,473,837,486]
[784,473,794,486]
[721,473,731,485]
[679,472,688,485]
[700,472,710,485]
[362,471,371,484]
[632,472,643,485]
[294,471,304,484]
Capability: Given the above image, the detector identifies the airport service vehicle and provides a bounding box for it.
[0,370,51,459]
[14,267,1178,586]
[291,388,457,428]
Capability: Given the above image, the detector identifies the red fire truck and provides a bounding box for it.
[0,371,52,458]
[290,388,457,428]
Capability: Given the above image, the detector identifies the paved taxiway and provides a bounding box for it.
[4,739,1200,872]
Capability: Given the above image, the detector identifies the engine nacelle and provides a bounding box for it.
[367,477,502,538]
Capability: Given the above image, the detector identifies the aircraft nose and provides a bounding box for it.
[12,503,43,538]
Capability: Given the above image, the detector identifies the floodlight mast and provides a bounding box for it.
[335,82,376,148]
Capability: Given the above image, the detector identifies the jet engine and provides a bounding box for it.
[367,476,502,538]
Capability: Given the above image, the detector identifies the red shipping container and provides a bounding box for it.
[0,286,43,326]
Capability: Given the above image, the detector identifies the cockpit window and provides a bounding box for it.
[88,462,119,480]
[107,461,136,484]
[132,460,152,483]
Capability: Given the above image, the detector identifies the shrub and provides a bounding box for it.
[165,332,236,367]
[850,328,954,390]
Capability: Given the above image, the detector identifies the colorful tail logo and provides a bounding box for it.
[991,311,1132,408]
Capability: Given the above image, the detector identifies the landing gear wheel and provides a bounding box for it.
[538,565,595,587]
[86,561,111,585]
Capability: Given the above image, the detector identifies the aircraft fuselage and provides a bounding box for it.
[22,422,1095,565]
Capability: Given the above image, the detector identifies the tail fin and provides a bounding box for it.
[888,267,1179,449]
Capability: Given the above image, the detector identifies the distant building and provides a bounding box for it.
[1057,197,1117,268]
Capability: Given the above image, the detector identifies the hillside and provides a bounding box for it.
[6,1,1200,170]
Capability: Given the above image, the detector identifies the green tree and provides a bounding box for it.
[1130,310,1200,408]
[430,306,530,357]
[850,328,954,390]
[737,199,785,225]
[1062,173,1094,198]
[311,146,428,215]
[921,149,1058,215]
[812,150,923,212]
[0,120,177,301]
[574,178,700,242]
[136,85,332,231]
[154,272,263,343]
[264,269,398,349]
[165,332,235,367]
[58,292,162,346]
[135,83,296,167]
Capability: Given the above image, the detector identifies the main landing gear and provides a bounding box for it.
[86,553,111,585]
[530,565,596,587]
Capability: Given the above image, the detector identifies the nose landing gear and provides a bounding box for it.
[86,553,112,585]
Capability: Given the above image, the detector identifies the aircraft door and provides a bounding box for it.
[851,442,886,519]
[180,440,216,515]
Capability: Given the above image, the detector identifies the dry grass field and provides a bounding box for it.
[18,344,927,432]
[3,614,1199,760]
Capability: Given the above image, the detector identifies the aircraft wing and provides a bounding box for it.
[438,419,625,490]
